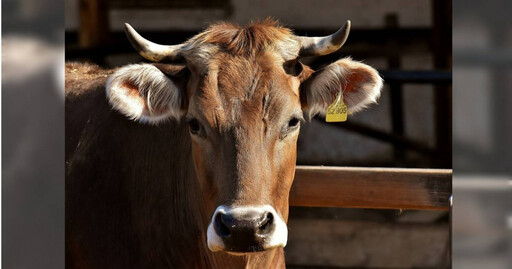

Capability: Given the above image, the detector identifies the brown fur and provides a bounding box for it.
[66,63,210,268]
[197,18,294,56]
[67,19,382,269]
[66,62,292,268]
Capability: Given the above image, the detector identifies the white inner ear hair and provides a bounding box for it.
[306,58,383,118]
[106,64,183,124]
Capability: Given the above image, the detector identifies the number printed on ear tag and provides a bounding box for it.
[325,92,348,122]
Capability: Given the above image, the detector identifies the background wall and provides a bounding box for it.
[65,0,432,31]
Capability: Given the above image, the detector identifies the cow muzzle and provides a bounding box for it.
[207,205,288,254]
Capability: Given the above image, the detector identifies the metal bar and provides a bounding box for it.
[432,1,453,266]
[65,28,434,61]
[379,70,452,84]
[390,82,405,162]
[290,166,452,210]
[386,14,406,165]
[108,0,231,9]
[432,0,453,169]
[454,49,512,66]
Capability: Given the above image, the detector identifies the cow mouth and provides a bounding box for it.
[224,244,267,255]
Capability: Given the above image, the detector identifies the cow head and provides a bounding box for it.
[106,19,382,254]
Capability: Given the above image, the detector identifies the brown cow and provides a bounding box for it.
[66,19,383,268]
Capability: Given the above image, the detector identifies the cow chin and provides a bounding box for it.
[206,205,288,254]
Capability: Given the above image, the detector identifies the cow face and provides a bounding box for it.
[106,19,383,254]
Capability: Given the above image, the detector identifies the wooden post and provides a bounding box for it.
[79,0,110,48]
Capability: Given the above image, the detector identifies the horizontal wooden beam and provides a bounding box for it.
[290,166,452,211]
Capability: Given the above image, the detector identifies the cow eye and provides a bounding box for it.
[283,60,303,76]
[288,117,300,128]
[280,116,302,139]
[187,118,202,135]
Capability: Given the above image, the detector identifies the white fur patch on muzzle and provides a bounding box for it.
[207,205,288,253]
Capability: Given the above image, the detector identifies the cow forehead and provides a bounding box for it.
[189,54,300,127]
[182,19,300,62]
[214,53,291,98]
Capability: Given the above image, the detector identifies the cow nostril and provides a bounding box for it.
[257,212,274,235]
[214,213,231,237]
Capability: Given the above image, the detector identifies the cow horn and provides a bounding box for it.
[124,23,183,62]
[298,20,351,57]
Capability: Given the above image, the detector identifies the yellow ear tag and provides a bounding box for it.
[325,92,348,122]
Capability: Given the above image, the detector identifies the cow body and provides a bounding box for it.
[66,19,382,268]
[65,63,285,268]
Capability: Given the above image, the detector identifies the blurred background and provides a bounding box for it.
[452,0,512,268]
[2,0,510,268]
[3,0,64,268]
[64,1,452,268]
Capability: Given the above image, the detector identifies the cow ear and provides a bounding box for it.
[300,58,383,118]
[106,63,187,124]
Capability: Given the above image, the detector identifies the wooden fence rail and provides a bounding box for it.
[290,166,452,211]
